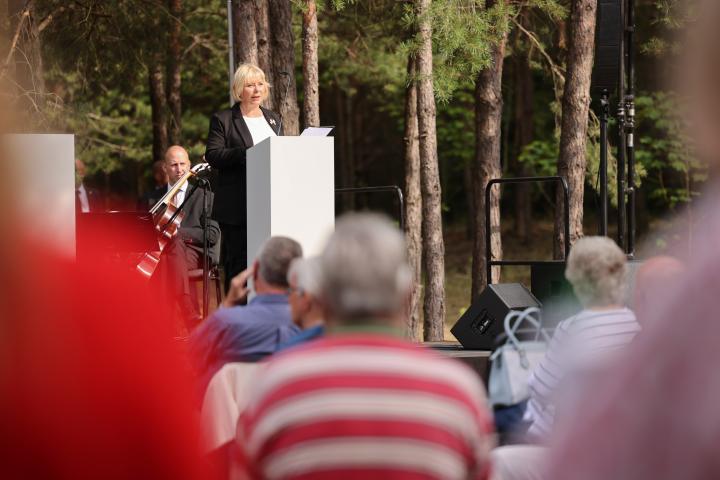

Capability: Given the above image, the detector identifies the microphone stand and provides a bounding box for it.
[197,177,211,317]
[162,177,212,318]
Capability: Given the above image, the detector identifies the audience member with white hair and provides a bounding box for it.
[237,213,494,479]
[275,257,325,351]
[523,236,640,439]
[492,236,640,480]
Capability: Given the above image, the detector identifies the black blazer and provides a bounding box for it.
[204,103,282,226]
[142,183,221,263]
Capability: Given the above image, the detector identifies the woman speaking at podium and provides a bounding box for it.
[205,64,283,291]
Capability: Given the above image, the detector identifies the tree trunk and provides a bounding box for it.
[301,0,319,128]
[471,18,507,300]
[337,87,356,209]
[166,0,182,145]
[233,0,258,66]
[149,61,169,163]
[464,160,475,240]
[268,0,299,135]
[554,0,597,258]
[8,0,45,116]
[512,14,534,244]
[415,0,445,341]
[255,0,275,110]
[403,55,422,341]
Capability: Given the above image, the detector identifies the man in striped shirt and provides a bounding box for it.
[238,213,494,479]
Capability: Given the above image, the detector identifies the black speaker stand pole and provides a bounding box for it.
[616,0,627,251]
[625,0,637,258]
[599,89,610,236]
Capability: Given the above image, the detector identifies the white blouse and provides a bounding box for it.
[244,115,277,146]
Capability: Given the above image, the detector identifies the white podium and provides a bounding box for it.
[5,134,76,258]
[246,136,335,268]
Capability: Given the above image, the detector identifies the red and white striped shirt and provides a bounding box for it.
[238,333,494,480]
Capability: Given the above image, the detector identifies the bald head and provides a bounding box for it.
[163,146,190,184]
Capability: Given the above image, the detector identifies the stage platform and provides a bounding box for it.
[424,341,491,386]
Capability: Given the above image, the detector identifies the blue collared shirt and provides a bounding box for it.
[189,294,299,387]
[275,324,325,353]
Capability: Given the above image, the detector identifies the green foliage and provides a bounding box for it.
[436,83,475,217]
[36,0,229,183]
[635,91,705,208]
[526,0,567,21]
[518,138,558,177]
[404,0,512,103]
[641,0,694,57]
[42,68,151,175]
[25,0,697,226]
[317,1,407,97]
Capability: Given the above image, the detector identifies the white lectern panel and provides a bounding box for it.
[246,137,334,268]
[4,134,75,258]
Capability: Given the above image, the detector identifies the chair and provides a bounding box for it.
[200,362,261,453]
[189,235,222,318]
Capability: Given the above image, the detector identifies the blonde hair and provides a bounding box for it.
[231,64,271,104]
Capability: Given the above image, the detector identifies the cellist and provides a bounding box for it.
[145,146,220,330]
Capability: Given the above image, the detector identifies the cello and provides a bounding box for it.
[136,162,210,278]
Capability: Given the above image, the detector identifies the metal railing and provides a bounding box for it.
[485,176,570,284]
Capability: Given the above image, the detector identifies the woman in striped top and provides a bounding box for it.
[524,236,641,439]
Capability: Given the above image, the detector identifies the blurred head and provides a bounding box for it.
[253,236,303,290]
[633,256,686,323]
[287,257,323,326]
[684,0,720,170]
[163,146,190,185]
[566,236,628,309]
[152,160,169,186]
[232,64,270,106]
[320,213,411,326]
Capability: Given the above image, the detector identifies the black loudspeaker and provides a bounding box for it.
[591,0,623,94]
[451,284,541,351]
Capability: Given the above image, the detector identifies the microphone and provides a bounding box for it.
[277,72,291,135]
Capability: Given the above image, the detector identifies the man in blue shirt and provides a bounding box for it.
[189,236,302,385]
[276,257,325,352]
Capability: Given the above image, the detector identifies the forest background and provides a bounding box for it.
[1,0,696,339]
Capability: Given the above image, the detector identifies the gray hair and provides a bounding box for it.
[565,236,628,308]
[320,213,411,323]
[287,257,323,297]
[258,236,303,288]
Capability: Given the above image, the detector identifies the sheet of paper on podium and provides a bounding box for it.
[300,126,334,137]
